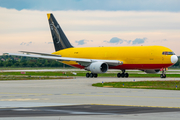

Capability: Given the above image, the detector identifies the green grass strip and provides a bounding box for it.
[0,72,180,77]
[92,81,180,90]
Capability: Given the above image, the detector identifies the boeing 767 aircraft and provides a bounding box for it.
[4,13,178,78]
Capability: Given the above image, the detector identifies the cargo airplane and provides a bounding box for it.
[4,13,178,78]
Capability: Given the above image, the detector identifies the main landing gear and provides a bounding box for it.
[86,73,98,78]
[160,68,166,78]
[117,70,129,78]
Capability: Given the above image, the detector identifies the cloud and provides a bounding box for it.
[48,42,53,44]
[153,39,168,42]
[104,37,124,44]
[20,42,26,45]
[104,37,132,44]
[20,41,32,46]
[75,40,87,45]
[0,7,180,56]
[26,41,32,46]
[1,7,180,34]
[105,37,147,45]
[0,0,180,12]
[132,38,147,45]
[75,39,93,45]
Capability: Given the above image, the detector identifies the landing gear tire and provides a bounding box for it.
[117,70,129,78]
[90,73,94,78]
[160,68,166,78]
[125,73,129,78]
[94,73,98,78]
[164,74,166,78]
[86,73,90,78]
[121,73,125,78]
[160,74,166,78]
[86,73,98,78]
[117,73,121,78]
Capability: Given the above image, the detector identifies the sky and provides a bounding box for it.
[0,0,180,55]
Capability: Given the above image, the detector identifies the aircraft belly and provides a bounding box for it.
[61,60,173,70]
[110,64,173,69]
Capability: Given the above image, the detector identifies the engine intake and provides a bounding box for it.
[86,62,108,73]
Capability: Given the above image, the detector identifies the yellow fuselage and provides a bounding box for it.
[52,45,173,70]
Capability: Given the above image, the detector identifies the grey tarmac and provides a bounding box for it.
[0,77,180,120]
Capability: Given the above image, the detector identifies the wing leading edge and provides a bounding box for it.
[19,51,62,57]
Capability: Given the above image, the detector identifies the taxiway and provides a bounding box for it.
[0,77,180,119]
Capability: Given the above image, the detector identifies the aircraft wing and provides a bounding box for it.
[19,51,62,57]
[3,53,123,67]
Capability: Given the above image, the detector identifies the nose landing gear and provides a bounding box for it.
[160,68,166,78]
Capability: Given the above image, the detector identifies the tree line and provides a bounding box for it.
[0,55,72,68]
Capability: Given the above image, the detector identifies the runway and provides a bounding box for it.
[0,77,180,119]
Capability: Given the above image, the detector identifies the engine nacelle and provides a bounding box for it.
[143,69,160,74]
[86,62,108,73]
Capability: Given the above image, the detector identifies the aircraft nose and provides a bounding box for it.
[171,55,178,64]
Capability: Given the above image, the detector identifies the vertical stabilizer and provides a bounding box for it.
[47,13,73,51]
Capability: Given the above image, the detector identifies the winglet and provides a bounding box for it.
[47,13,51,20]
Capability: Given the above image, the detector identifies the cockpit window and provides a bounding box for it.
[162,51,175,55]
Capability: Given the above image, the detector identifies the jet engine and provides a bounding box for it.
[85,62,108,73]
[143,69,160,74]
